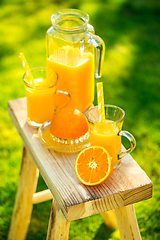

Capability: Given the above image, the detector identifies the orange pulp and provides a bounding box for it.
[75,146,113,186]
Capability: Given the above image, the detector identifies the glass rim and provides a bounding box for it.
[23,67,58,89]
[86,104,125,124]
[51,8,89,31]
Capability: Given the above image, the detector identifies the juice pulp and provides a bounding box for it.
[26,78,56,124]
[90,121,121,165]
[47,47,95,112]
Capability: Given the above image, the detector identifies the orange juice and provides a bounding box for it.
[89,121,121,165]
[47,47,95,112]
[26,78,56,124]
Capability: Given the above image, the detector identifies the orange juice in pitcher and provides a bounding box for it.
[46,9,105,112]
[47,47,94,111]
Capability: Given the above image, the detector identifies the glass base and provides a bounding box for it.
[113,161,121,170]
[27,118,43,128]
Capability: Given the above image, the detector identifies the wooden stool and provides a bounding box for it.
[8,98,153,240]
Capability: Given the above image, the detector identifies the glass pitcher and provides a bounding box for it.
[46,9,105,112]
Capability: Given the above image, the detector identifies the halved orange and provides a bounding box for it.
[50,108,89,139]
[75,146,113,186]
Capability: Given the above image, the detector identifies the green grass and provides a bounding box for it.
[0,0,160,239]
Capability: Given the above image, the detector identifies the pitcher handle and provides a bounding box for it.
[87,23,95,34]
[118,130,136,159]
[88,33,105,78]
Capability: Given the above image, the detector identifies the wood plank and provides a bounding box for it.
[8,98,153,221]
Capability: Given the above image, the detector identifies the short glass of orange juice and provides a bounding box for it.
[23,67,70,128]
[86,105,136,169]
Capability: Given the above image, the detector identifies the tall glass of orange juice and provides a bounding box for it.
[23,68,70,127]
[46,9,105,112]
[86,105,136,168]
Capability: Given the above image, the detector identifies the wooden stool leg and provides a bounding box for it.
[101,210,118,230]
[115,204,142,240]
[8,145,39,240]
[47,198,70,240]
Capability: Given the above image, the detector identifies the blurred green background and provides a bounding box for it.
[0,0,160,239]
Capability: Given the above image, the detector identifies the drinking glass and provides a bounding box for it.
[23,67,70,127]
[86,105,136,168]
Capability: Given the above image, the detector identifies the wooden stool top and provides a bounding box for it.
[8,97,152,222]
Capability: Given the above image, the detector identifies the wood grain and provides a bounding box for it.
[8,97,153,222]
